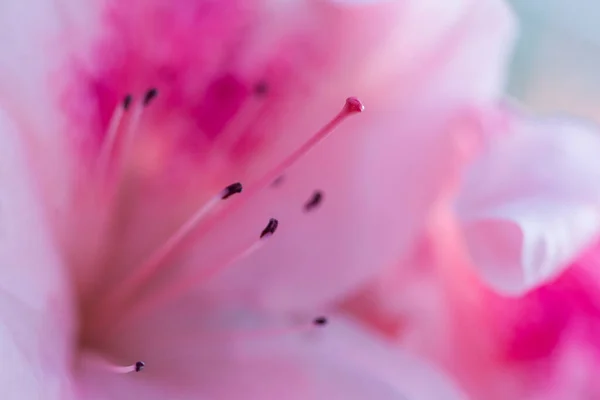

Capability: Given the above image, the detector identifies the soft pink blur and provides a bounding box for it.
[344,199,600,400]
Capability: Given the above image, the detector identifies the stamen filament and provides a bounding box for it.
[94,183,245,323]
[248,97,364,193]
[96,95,132,174]
[82,352,145,374]
[98,88,157,180]
[94,98,362,332]
[111,218,279,329]
[143,88,158,106]
[118,100,144,167]
[228,317,328,341]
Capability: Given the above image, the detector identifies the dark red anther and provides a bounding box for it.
[143,88,158,106]
[260,218,279,239]
[221,182,243,199]
[304,190,324,212]
[135,361,145,372]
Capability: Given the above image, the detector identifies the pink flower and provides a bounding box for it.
[343,110,600,398]
[0,0,522,398]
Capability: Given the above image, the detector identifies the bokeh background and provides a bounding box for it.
[507,0,600,122]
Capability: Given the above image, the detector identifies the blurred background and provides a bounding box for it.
[507,0,600,122]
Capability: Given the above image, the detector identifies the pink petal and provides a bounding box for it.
[1,0,514,323]
[344,203,600,399]
[426,224,600,399]
[163,0,516,312]
[0,108,75,398]
[456,110,600,294]
[76,304,466,400]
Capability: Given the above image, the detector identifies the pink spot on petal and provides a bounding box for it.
[192,74,250,141]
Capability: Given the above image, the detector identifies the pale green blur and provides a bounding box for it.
[507,0,600,122]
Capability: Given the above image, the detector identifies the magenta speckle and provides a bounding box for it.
[503,286,572,362]
[192,74,250,141]
[497,267,600,364]
[58,0,344,174]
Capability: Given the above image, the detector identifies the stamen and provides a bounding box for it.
[143,88,158,106]
[96,94,133,173]
[221,182,243,199]
[230,316,329,341]
[304,190,323,212]
[94,182,245,321]
[260,218,279,238]
[108,362,143,374]
[97,89,158,180]
[83,352,145,374]
[105,361,145,374]
[110,218,281,329]
[120,88,156,161]
[94,98,362,330]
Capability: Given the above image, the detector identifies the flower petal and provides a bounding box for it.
[192,0,515,311]
[3,0,514,317]
[456,110,600,294]
[77,305,466,400]
[0,108,75,399]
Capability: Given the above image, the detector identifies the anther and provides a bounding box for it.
[135,361,145,372]
[122,94,133,110]
[143,88,158,106]
[313,317,328,326]
[260,218,279,239]
[221,182,243,200]
[304,190,323,212]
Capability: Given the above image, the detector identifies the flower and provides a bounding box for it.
[342,110,600,398]
[0,0,523,398]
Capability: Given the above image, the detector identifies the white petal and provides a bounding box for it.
[456,112,600,294]
[0,108,75,398]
